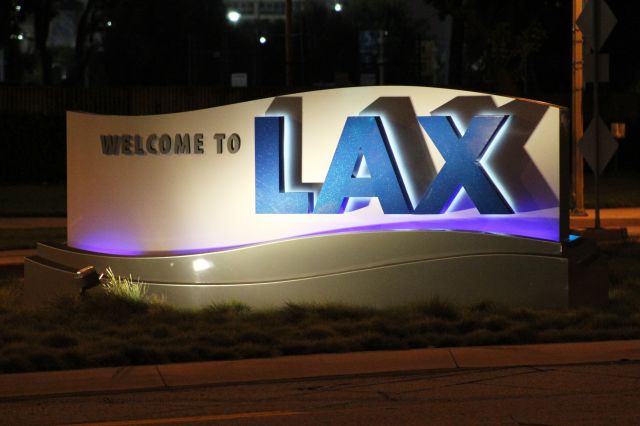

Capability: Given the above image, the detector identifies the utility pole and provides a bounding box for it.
[572,0,586,216]
[285,0,293,87]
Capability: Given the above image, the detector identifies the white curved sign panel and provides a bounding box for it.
[67,86,563,255]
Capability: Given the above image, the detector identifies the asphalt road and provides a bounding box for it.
[2,361,640,426]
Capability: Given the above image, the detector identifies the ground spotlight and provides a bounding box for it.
[75,266,101,295]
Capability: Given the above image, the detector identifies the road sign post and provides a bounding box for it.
[577,0,618,229]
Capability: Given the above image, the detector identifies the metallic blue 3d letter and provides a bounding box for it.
[314,116,411,214]
[415,115,513,214]
[255,116,312,213]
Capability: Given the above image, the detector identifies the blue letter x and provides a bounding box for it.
[414,115,513,214]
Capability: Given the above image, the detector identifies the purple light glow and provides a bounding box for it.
[72,213,558,256]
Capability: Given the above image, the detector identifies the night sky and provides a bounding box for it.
[1,0,639,180]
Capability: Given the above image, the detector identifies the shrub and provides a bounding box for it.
[101,268,149,302]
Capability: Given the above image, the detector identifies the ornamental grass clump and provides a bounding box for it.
[101,267,149,302]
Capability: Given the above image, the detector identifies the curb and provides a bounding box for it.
[1,340,639,401]
[0,249,35,266]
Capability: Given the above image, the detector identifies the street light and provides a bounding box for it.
[259,36,267,45]
[334,3,343,12]
[227,10,241,24]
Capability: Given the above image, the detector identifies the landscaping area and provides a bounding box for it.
[1,172,639,375]
[0,239,638,374]
[584,170,640,208]
[0,228,66,251]
[0,185,66,217]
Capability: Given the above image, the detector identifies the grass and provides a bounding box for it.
[584,170,640,208]
[0,184,66,217]
[101,268,149,302]
[0,239,639,374]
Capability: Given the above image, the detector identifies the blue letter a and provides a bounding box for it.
[314,116,411,214]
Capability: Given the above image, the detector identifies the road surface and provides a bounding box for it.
[2,361,640,425]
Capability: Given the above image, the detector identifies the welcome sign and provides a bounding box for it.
[25,86,570,309]
[67,86,566,255]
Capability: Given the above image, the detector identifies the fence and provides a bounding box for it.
[1,85,319,184]
[0,85,304,116]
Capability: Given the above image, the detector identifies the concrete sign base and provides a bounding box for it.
[25,230,570,309]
